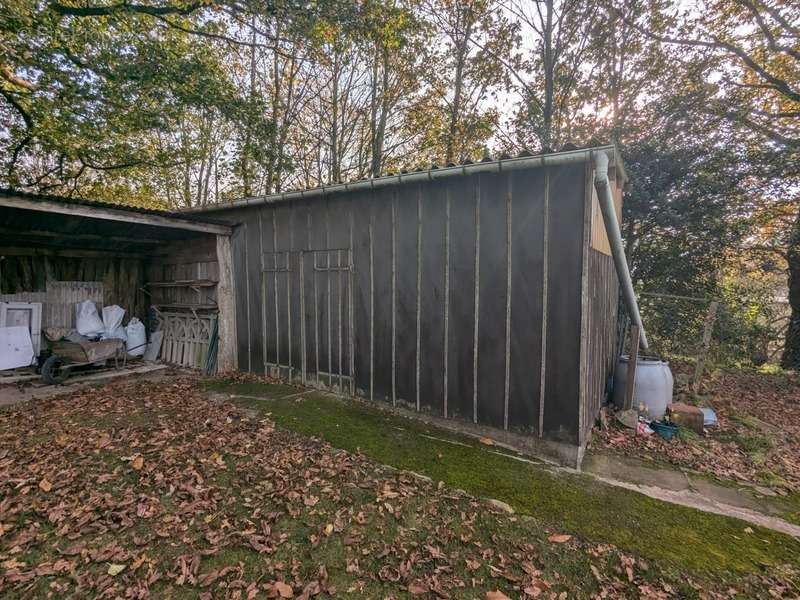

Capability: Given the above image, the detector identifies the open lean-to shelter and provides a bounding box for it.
[183,145,648,465]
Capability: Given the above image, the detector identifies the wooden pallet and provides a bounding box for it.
[156,311,216,370]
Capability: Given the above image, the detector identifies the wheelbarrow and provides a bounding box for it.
[40,339,128,385]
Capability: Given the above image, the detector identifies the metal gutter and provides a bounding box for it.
[593,152,648,349]
[181,145,620,214]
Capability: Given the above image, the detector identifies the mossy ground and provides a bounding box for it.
[206,378,800,581]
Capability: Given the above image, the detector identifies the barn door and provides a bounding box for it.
[262,248,353,392]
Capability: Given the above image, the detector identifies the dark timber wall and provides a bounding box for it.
[218,157,621,455]
[581,249,619,445]
[0,253,148,321]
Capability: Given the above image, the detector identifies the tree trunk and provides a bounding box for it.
[369,43,380,177]
[267,20,282,194]
[241,15,258,197]
[330,51,341,184]
[370,46,390,178]
[541,0,554,150]
[446,9,472,165]
[781,205,800,370]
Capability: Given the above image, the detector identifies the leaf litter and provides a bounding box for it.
[592,368,800,493]
[0,376,796,598]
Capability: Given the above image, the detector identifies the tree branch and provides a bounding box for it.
[612,6,800,104]
[48,1,205,18]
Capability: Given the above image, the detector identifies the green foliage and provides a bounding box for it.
[0,0,239,199]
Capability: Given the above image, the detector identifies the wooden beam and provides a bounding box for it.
[215,233,237,372]
[145,279,217,288]
[0,226,168,246]
[0,195,232,236]
[0,246,148,259]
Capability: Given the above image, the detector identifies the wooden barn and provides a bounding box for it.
[183,144,647,465]
[0,145,646,464]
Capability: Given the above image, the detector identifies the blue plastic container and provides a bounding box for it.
[650,421,678,440]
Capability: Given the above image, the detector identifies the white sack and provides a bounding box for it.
[101,305,127,341]
[125,317,146,356]
[75,300,105,337]
[143,330,163,362]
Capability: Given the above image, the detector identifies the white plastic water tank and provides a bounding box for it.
[612,356,674,419]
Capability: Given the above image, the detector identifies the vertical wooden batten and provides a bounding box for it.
[538,169,550,437]
[443,188,451,418]
[503,176,513,430]
[578,160,593,448]
[472,176,481,424]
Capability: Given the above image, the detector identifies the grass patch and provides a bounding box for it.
[209,379,800,578]
[676,426,700,442]
[730,413,759,430]
[776,493,800,526]
[716,430,772,456]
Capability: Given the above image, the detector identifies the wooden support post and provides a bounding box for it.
[692,300,719,393]
[215,233,237,372]
[624,324,640,411]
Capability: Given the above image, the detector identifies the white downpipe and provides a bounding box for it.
[593,151,649,349]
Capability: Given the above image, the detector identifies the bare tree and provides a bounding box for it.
[505,0,598,150]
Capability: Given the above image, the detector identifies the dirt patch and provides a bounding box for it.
[0,364,171,407]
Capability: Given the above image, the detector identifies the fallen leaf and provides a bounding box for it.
[274,581,293,598]
[39,479,52,492]
[465,558,481,571]
[107,563,126,576]
[486,591,511,600]
[547,534,572,543]
[130,554,147,572]
[131,455,144,470]
[408,581,429,595]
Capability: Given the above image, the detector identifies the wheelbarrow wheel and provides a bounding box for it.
[41,355,70,385]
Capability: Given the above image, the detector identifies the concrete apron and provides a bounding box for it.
[580,453,800,539]
[0,364,169,406]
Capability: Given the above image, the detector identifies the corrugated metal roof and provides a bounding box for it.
[0,188,231,227]
[182,143,625,214]
[0,188,176,216]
